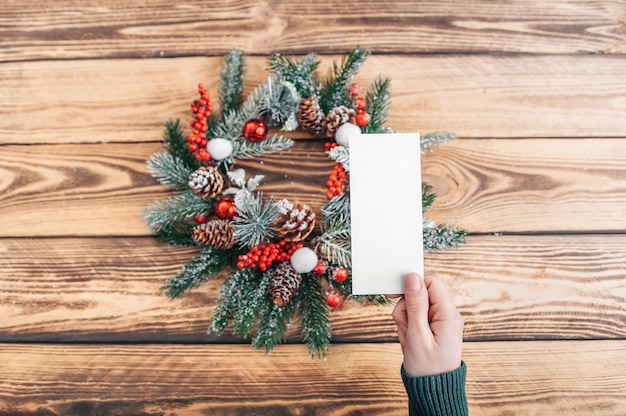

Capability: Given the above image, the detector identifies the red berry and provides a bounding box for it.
[313,261,327,275]
[333,267,349,282]
[349,83,361,97]
[355,111,370,126]
[355,97,366,111]
[326,292,341,308]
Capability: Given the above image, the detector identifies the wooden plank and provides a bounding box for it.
[1,235,624,343]
[2,137,626,237]
[1,0,625,62]
[0,341,624,415]
[2,55,626,144]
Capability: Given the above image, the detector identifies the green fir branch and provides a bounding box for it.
[262,78,299,127]
[320,46,370,113]
[143,190,214,234]
[364,76,392,134]
[162,247,232,299]
[423,222,467,252]
[268,52,320,99]
[321,193,351,227]
[232,268,273,338]
[147,151,194,191]
[315,222,352,268]
[219,49,245,118]
[352,294,394,306]
[232,193,279,248]
[163,119,199,171]
[252,297,297,354]
[296,275,331,358]
[155,229,196,246]
[422,184,437,213]
[233,133,294,160]
[421,132,457,153]
[209,267,260,337]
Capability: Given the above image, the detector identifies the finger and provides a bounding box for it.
[403,272,431,336]
[424,274,458,320]
[391,296,408,327]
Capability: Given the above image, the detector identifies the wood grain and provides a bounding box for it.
[3,138,626,237]
[2,55,626,144]
[0,341,624,415]
[1,235,624,343]
[1,0,625,62]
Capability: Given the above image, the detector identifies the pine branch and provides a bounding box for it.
[364,76,391,134]
[147,151,194,191]
[232,193,279,248]
[320,193,351,227]
[296,275,331,358]
[163,119,199,171]
[252,296,297,354]
[162,247,232,299]
[261,78,299,128]
[268,52,320,99]
[352,294,394,306]
[422,184,436,213]
[315,221,352,268]
[155,229,196,246]
[320,46,370,113]
[421,132,457,153]
[143,190,214,234]
[423,222,467,252]
[327,145,350,172]
[219,49,245,118]
[233,133,294,160]
[209,267,260,337]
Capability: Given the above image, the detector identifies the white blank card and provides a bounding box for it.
[349,133,423,295]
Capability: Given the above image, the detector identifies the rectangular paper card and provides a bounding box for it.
[349,133,423,295]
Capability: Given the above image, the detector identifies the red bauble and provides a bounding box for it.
[194,213,209,224]
[313,260,327,275]
[349,82,361,97]
[355,111,370,126]
[326,291,341,307]
[333,267,348,282]
[243,118,268,143]
[215,196,237,220]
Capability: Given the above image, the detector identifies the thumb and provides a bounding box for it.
[403,273,431,334]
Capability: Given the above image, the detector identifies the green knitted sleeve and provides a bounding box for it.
[401,361,469,416]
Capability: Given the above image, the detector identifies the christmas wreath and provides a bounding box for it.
[144,47,466,357]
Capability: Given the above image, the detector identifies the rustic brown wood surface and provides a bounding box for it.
[1,1,625,415]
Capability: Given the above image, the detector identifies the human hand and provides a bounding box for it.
[392,273,464,377]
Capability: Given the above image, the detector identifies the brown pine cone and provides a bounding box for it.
[273,199,316,242]
[297,96,326,136]
[188,166,224,198]
[192,219,236,249]
[270,262,302,306]
[325,106,356,138]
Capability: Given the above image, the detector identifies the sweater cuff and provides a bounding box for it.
[401,361,468,416]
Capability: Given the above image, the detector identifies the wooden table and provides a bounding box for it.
[1,1,626,415]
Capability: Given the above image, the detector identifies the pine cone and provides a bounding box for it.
[270,262,302,306]
[325,106,356,138]
[192,219,236,249]
[189,166,224,198]
[297,96,326,136]
[273,199,316,242]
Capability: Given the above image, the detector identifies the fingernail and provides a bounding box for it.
[407,274,421,291]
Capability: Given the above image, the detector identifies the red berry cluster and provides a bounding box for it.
[186,83,213,162]
[237,241,303,271]
[349,83,370,127]
[324,142,338,152]
[325,163,347,200]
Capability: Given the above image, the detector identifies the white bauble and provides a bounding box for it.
[334,122,361,148]
[206,138,233,161]
[290,247,318,274]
